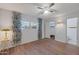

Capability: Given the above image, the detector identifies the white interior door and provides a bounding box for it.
[67,18,78,45]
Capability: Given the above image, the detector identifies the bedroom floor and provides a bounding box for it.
[1,39,79,55]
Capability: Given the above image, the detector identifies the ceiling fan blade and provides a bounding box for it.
[49,3,55,8]
[49,9,56,13]
[37,6,43,9]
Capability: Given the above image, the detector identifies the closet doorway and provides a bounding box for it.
[67,18,78,45]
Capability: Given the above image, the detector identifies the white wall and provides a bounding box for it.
[21,15,38,44]
[0,9,13,49]
[0,9,13,29]
[43,17,66,42]
[55,17,67,43]
[0,9,13,41]
[0,9,40,49]
[53,10,79,46]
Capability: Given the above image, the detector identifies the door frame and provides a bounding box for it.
[66,17,78,45]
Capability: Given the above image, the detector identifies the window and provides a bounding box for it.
[20,20,30,30]
[30,22,38,29]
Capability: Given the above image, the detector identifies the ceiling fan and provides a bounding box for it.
[36,3,56,15]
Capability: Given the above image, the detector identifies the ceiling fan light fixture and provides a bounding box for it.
[44,10,49,14]
[35,3,56,15]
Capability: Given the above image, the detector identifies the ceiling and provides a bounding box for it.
[0,3,79,18]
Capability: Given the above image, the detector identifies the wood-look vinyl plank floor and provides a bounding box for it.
[1,39,79,55]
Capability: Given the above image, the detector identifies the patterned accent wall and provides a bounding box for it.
[12,12,22,44]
